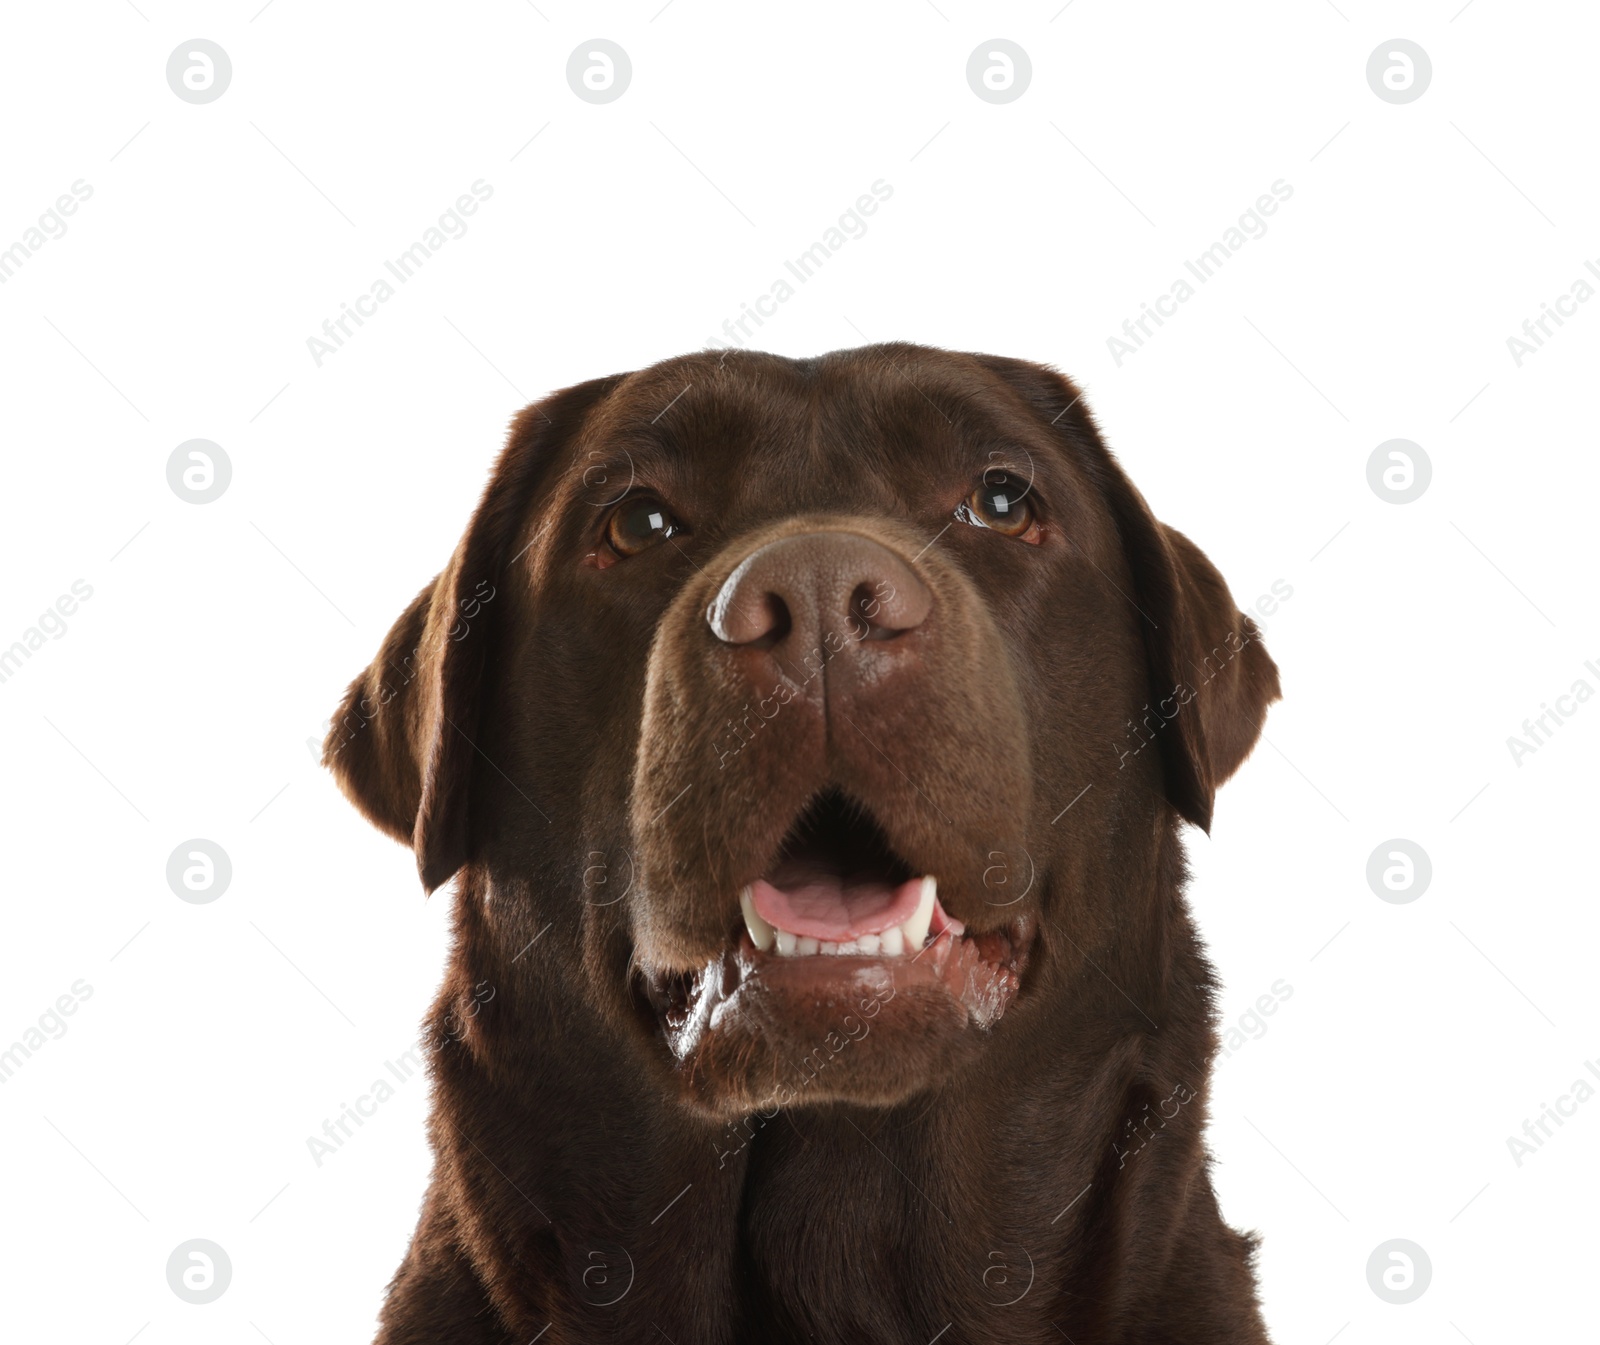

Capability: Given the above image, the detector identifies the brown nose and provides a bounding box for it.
[707,532,932,651]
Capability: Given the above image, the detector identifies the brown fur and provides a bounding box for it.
[324,344,1282,1343]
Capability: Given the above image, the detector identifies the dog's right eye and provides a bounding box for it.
[604,495,685,558]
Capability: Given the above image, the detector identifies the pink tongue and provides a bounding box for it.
[750,871,924,940]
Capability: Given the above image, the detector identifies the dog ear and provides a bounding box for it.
[1107,501,1282,832]
[323,378,617,891]
[975,355,1281,831]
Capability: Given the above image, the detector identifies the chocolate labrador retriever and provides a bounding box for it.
[325,344,1281,1344]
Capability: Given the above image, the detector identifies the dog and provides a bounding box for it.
[324,343,1282,1343]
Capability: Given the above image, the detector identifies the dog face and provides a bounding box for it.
[326,344,1279,1121]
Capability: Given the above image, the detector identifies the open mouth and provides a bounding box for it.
[642,790,1034,1079]
[739,791,965,958]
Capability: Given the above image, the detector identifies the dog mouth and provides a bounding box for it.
[740,790,957,958]
[641,791,1034,1078]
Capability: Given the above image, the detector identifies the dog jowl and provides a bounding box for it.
[325,344,1282,1345]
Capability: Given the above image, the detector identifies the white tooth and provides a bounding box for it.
[817,940,838,955]
[796,936,820,956]
[775,928,797,957]
[857,934,880,956]
[740,887,776,951]
[878,925,904,957]
[835,940,860,956]
[900,876,936,950]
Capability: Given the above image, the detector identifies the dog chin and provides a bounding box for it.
[635,911,1034,1118]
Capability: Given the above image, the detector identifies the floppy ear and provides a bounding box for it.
[974,354,1281,831]
[322,377,617,891]
[1106,499,1282,832]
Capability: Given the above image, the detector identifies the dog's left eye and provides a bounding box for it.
[605,495,685,558]
[958,472,1040,543]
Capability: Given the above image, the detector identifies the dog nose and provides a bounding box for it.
[707,532,932,649]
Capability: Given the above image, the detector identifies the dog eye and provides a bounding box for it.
[958,472,1040,542]
[605,495,684,558]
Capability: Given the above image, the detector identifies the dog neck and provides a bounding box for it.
[386,831,1264,1344]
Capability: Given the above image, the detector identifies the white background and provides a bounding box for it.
[1,2,1595,1341]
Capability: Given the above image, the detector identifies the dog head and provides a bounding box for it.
[325,344,1280,1119]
